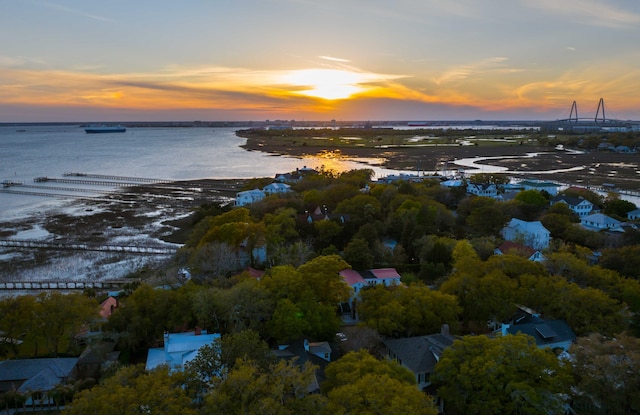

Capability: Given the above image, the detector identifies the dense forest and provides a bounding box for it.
[2,167,640,414]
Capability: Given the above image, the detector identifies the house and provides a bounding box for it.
[502,218,551,250]
[500,307,575,351]
[383,325,455,390]
[304,339,332,362]
[274,172,303,183]
[494,241,546,262]
[378,173,423,184]
[0,358,78,406]
[627,208,640,221]
[339,268,402,317]
[598,142,614,151]
[550,195,595,217]
[246,267,265,280]
[495,190,520,202]
[263,182,291,195]
[238,236,267,266]
[440,179,463,188]
[99,296,118,320]
[366,268,402,286]
[235,189,265,206]
[146,330,220,372]
[518,180,560,196]
[580,213,623,232]
[274,166,317,183]
[466,183,498,198]
[339,269,367,307]
[615,145,632,153]
[298,206,349,225]
[273,339,331,392]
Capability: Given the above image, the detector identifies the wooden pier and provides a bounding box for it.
[0,279,138,291]
[0,239,178,255]
[63,172,171,184]
[34,176,147,187]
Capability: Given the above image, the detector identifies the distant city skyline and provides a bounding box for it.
[1,1,640,122]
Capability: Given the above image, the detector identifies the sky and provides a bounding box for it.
[1,0,640,122]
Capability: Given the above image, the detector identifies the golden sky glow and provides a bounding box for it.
[1,1,639,121]
[280,69,370,100]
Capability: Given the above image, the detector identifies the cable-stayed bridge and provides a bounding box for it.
[544,98,640,131]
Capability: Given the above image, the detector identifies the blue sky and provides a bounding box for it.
[1,0,639,122]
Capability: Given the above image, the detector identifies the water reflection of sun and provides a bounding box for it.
[301,150,387,172]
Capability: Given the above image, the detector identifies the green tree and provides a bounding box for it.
[358,284,461,337]
[185,329,272,383]
[322,350,437,415]
[64,365,198,415]
[513,189,549,220]
[599,245,640,279]
[343,237,374,270]
[334,194,382,227]
[35,292,99,356]
[262,256,350,341]
[466,204,507,236]
[434,334,572,415]
[0,295,37,356]
[107,284,186,353]
[203,359,326,415]
[603,197,636,219]
[296,255,351,305]
[268,299,310,343]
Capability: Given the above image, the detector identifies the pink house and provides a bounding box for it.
[367,268,402,286]
[99,296,118,320]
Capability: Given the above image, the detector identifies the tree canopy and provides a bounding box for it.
[434,333,572,415]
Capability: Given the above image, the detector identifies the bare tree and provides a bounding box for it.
[193,242,241,279]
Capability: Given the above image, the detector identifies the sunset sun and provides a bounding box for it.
[283,69,366,100]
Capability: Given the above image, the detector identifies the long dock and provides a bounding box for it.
[63,172,171,184]
[34,177,146,187]
[0,279,138,291]
[0,239,178,255]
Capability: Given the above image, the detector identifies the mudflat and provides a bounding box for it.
[242,138,640,191]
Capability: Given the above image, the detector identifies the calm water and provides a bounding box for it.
[0,125,397,220]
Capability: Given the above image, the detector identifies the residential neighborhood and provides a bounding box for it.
[2,166,640,414]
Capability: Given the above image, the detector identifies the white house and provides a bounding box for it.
[627,208,640,221]
[502,218,551,250]
[263,182,291,195]
[364,268,402,286]
[467,183,498,198]
[146,330,220,372]
[235,189,265,206]
[550,195,595,217]
[580,213,623,232]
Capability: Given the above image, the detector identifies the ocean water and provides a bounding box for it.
[0,125,396,220]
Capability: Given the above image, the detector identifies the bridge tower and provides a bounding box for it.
[595,97,606,125]
[569,101,579,123]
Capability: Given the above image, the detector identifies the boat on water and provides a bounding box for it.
[84,125,126,134]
